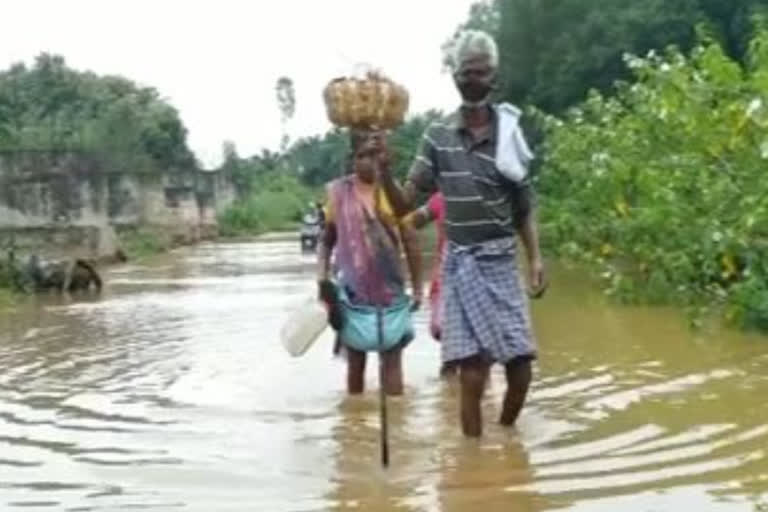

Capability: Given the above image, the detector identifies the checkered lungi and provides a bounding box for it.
[440,236,537,364]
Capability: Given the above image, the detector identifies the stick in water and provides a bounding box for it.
[377,307,390,467]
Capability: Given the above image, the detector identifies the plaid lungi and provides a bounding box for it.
[440,236,536,364]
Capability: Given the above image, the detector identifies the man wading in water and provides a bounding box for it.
[377,30,546,437]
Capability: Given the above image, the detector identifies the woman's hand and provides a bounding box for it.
[410,285,423,312]
[317,279,333,302]
[318,279,344,331]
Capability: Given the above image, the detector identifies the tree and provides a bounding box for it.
[497,0,703,112]
[450,0,768,113]
[0,54,195,172]
[536,24,768,329]
[697,0,768,59]
[275,76,296,152]
[214,110,444,191]
[220,140,248,196]
[289,128,349,187]
[442,0,502,71]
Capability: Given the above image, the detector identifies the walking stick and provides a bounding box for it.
[376,306,390,467]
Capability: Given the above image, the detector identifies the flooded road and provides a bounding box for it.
[1,234,767,511]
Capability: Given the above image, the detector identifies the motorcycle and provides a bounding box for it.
[300,211,322,253]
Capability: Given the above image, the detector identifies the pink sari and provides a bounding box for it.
[328,176,405,308]
[427,192,446,340]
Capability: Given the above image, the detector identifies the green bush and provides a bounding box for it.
[0,262,12,290]
[537,24,768,330]
[0,256,22,305]
[0,289,14,310]
[0,254,23,291]
[0,54,195,171]
[218,173,314,236]
[118,229,167,260]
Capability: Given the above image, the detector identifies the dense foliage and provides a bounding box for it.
[0,54,196,171]
[536,26,768,330]
[216,111,444,235]
[217,173,314,236]
[452,0,768,114]
[439,0,768,330]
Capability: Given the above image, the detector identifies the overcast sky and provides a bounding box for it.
[0,0,476,167]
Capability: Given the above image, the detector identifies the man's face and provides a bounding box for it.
[454,54,496,104]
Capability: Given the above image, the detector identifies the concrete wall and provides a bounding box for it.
[0,226,104,261]
[0,151,235,260]
[107,173,143,225]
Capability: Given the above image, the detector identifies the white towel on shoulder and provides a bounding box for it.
[495,103,533,183]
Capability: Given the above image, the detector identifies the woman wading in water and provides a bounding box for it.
[317,131,423,395]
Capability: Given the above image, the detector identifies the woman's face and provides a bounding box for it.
[353,137,379,183]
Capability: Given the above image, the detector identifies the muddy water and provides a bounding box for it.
[1,234,767,511]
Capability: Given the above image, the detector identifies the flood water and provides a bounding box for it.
[1,234,767,511]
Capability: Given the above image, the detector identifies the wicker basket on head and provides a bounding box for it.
[323,71,409,131]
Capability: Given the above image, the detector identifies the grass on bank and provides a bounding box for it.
[117,228,168,260]
[218,174,316,237]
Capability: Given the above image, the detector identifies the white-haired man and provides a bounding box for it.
[377,30,546,437]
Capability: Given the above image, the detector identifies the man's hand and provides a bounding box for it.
[528,257,548,299]
[516,209,547,300]
[373,131,418,217]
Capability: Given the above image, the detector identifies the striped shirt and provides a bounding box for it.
[408,105,535,246]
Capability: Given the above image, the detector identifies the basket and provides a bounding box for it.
[323,71,409,130]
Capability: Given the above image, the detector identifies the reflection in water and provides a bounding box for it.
[325,376,543,511]
[327,398,417,511]
[0,235,767,511]
[431,380,544,512]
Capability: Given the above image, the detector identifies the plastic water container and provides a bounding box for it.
[280,297,329,357]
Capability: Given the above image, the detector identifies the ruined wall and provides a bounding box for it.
[196,169,236,240]
[107,173,143,225]
[0,151,233,260]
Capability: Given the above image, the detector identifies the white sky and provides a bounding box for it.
[0,0,475,167]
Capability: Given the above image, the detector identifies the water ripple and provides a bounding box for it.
[0,239,766,511]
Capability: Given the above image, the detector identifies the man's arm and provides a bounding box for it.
[378,171,419,218]
[405,205,435,231]
[518,210,541,264]
[375,131,437,217]
[515,195,546,297]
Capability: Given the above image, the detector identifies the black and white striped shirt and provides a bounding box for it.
[408,106,535,246]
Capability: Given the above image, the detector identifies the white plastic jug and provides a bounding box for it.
[280,297,329,357]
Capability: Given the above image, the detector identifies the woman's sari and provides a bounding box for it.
[327,176,413,352]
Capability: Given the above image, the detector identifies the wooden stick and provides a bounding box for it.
[377,307,390,467]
